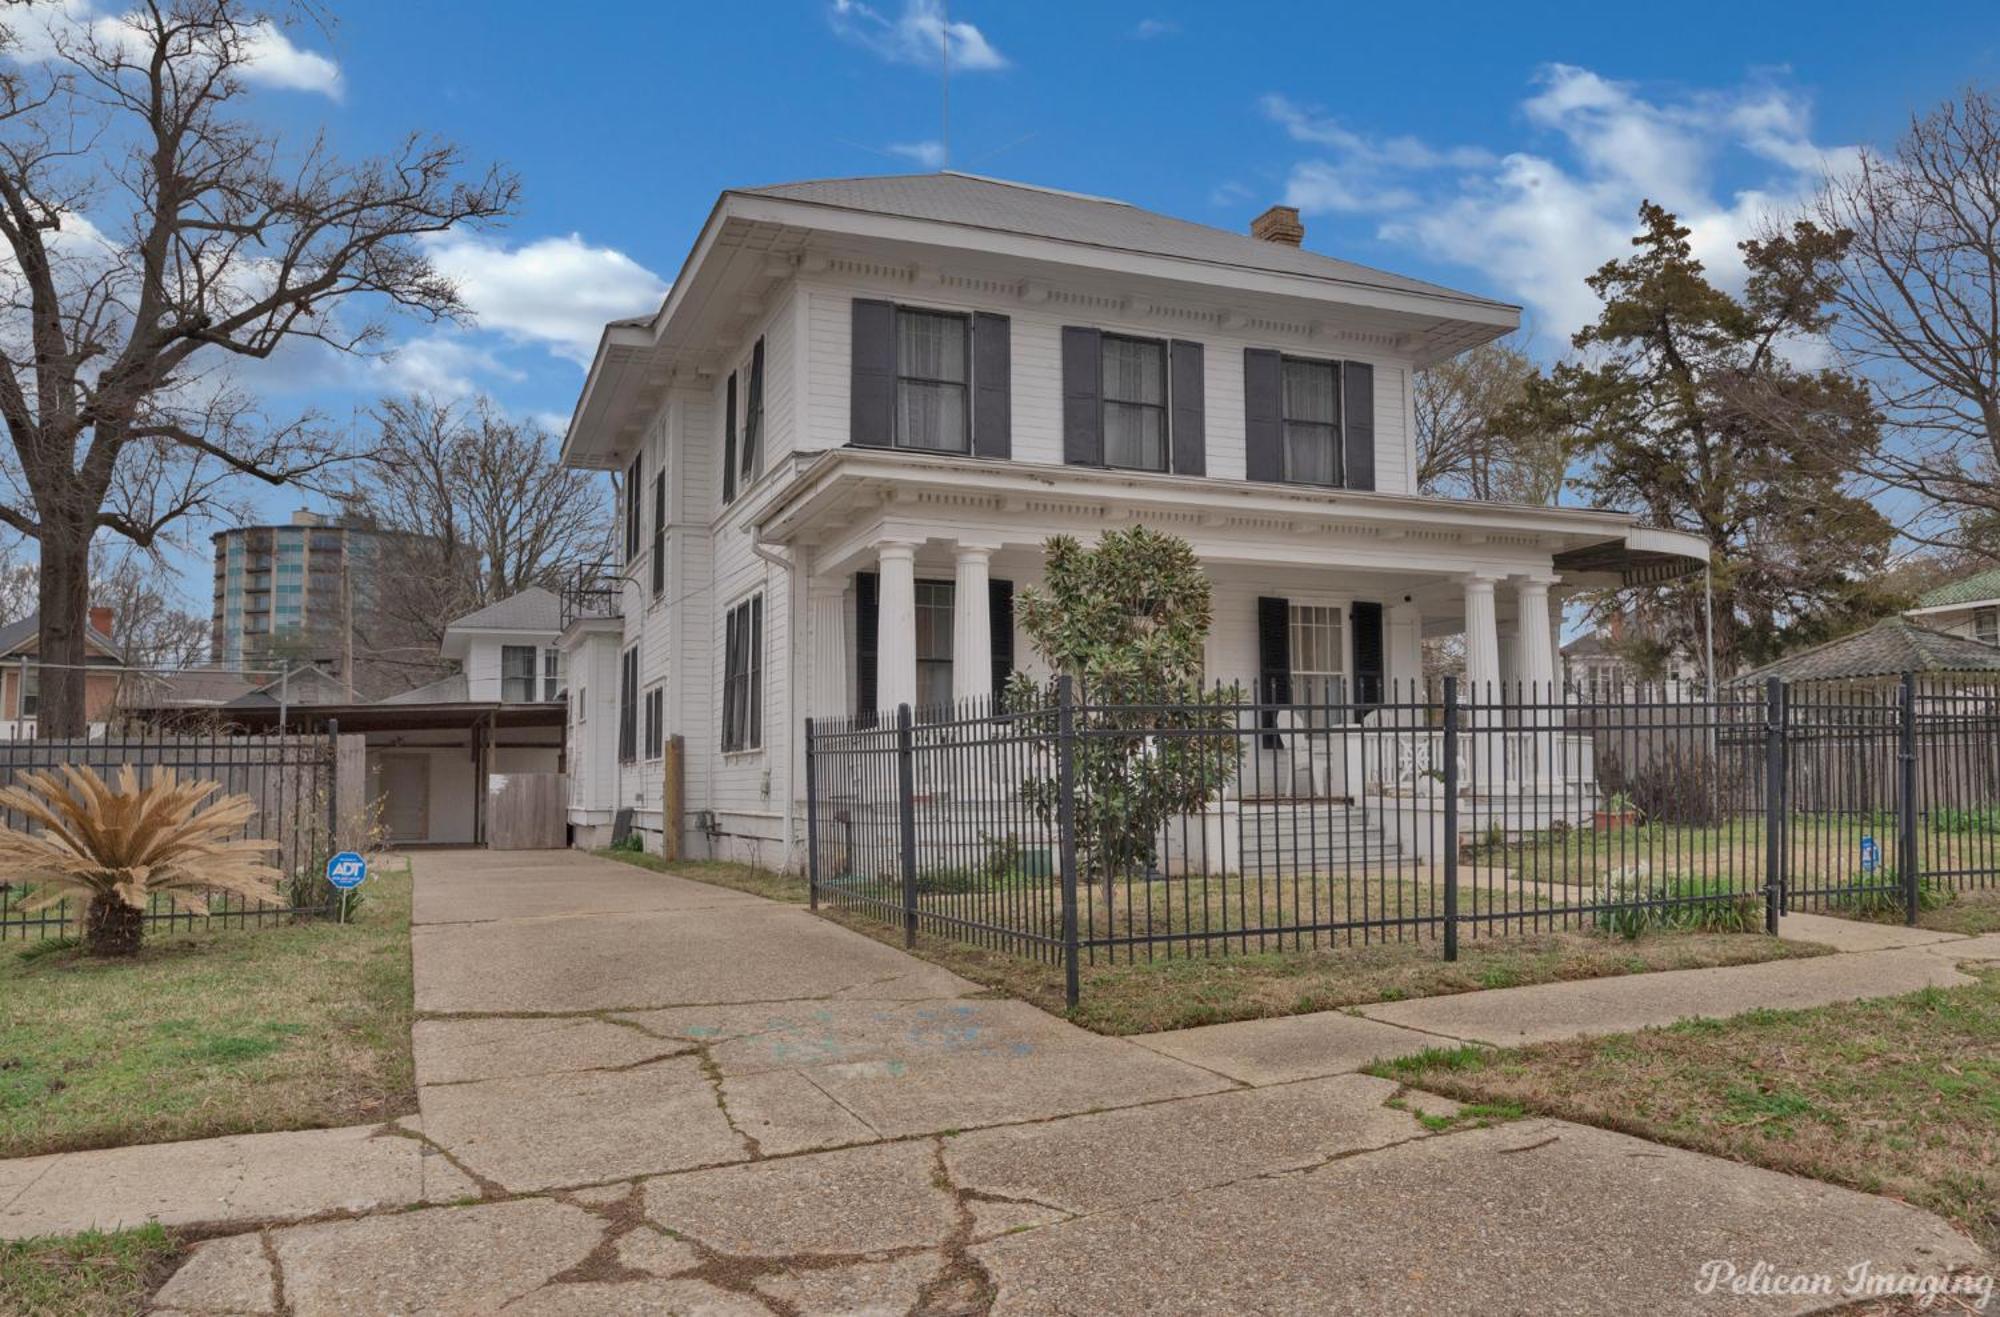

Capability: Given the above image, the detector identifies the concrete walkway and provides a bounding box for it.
[7,849,1992,1314]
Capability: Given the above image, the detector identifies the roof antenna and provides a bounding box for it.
[939,0,950,170]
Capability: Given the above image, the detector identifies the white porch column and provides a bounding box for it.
[808,580,848,721]
[1514,574,1559,702]
[951,543,995,705]
[876,541,920,716]
[1461,573,1502,700]
[1386,601,1424,719]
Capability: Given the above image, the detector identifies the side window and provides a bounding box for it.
[741,337,765,486]
[643,685,664,761]
[500,645,537,704]
[623,452,643,561]
[617,647,638,763]
[721,593,765,752]
[543,649,560,702]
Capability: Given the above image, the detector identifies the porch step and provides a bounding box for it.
[1239,804,1405,871]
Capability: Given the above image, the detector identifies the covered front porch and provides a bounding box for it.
[761,448,1710,807]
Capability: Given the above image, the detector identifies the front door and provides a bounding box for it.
[378,754,430,844]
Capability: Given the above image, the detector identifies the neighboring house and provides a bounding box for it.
[0,608,123,739]
[130,588,567,847]
[556,172,1708,864]
[1561,630,1703,702]
[1728,615,2000,692]
[1905,568,2000,647]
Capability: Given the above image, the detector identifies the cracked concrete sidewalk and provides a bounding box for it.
[8,849,1992,1314]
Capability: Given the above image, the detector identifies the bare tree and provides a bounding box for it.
[0,1,518,733]
[91,544,209,669]
[1797,87,2000,561]
[357,393,611,656]
[1414,337,1566,504]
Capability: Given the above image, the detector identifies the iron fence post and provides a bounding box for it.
[1899,671,1920,925]
[1441,675,1459,963]
[1764,678,1785,934]
[325,717,341,919]
[896,703,918,949]
[804,717,820,911]
[1057,675,1080,1010]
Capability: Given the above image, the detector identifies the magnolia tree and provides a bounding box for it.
[1007,527,1241,901]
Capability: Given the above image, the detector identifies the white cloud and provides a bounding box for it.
[1132,18,1178,39]
[888,140,947,169]
[373,336,522,399]
[422,233,669,367]
[6,2,342,98]
[829,0,1007,71]
[1263,67,1854,348]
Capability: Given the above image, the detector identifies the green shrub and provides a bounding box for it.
[1826,870,1947,921]
[1933,807,2000,836]
[1595,874,1761,939]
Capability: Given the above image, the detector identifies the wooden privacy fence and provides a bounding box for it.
[486,772,568,849]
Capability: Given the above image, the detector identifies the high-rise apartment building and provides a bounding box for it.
[210,510,378,667]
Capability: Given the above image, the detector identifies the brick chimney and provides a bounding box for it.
[1249,204,1304,246]
[88,605,114,639]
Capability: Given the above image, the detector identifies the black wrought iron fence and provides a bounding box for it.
[806,673,2000,1006]
[0,725,343,942]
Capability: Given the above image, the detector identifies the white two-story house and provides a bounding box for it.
[557,172,1706,864]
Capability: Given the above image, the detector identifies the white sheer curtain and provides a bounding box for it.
[1102,337,1166,470]
[1282,358,1339,485]
[896,311,968,452]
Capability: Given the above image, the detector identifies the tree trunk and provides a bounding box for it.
[84,892,144,957]
[35,521,92,739]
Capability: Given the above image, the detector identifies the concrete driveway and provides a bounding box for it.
[152,848,1987,1315]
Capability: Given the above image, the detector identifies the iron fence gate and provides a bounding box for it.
[806,674,2000,1007]
[0,725,346,941]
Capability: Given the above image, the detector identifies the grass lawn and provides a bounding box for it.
[594,848,1828,1034]
[0,859,415,1159]
[1825,883,2000,937]
[1373,968,2000,1251]
[0,1225,182,1316]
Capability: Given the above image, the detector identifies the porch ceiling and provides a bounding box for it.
[759,448,1708,588]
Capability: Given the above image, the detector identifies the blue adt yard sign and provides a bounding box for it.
[1860,835,1881,873]
[327,851,368,891]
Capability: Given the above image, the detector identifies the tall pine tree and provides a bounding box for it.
[1503,203,1897,672]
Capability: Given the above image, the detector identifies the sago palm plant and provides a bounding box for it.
[0,765,281,956]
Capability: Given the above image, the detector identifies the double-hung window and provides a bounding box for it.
[915,581,954,713]
[623,452,643,561]
[650,471,667,598]
[895,309,969,452]
[643,685,664,761]
[617,646,639,763]
[501,645,537,704]
[721,594,764,752]
[543,649,561,701]
[1976,606,1999,647]
[1280,357,1342,486]
[1288,604,1345,726]
[19,664,37,718]
[1101,336,1168,472]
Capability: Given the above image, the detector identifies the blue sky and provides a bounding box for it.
[27,0,2000,608]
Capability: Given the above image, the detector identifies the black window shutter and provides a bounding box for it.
[1244,349,1283,483]
[851,299,897,447]
[1343,361,1375,491]
[854,571,879,727]
[988,578,1014,702]
[971,312,1012,459]
[1257,595,1290,749]
[1169,340,1205,476]
[650,472,666,596]
[1061,326,1103,466]
[744,338,765,483]
[748,594,763,748]
[720,610,739,751]
[722,372,738,504]
[623,452,642,561]
[1351,601,1384,720]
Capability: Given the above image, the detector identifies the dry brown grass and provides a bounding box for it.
[590,849,1826,1036]
[1375,968,2000,1251]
